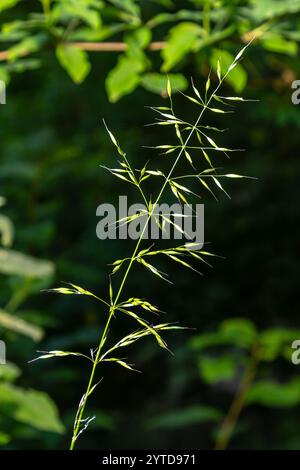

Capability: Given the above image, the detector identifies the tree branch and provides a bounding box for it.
[66,41,166,51]
[0,41,166,62]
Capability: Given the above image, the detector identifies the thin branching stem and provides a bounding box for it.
[69,62,237,449]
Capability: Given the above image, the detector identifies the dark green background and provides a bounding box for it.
[1,0,300,450]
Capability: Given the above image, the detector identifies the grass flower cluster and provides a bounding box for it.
[32,44,254,450]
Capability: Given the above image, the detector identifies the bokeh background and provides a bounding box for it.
[0,0,300,450]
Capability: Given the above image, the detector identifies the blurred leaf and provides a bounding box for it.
[198,355,237,385]
[109,0,140,17]
[0,432,10,445]
[220,318,257,348]
[0,362,21,382]
[246,378,300,407]
[6,58,41,73]
[126,27,151,70]
[56,45,91,84]
[126,26,151,50]
[0,249,54,278]
[8,35,44,61]
[106,54,142,102]
[52,0,103,29]
[146,405,222,430]
[0,0,22,13]
[249,0,300,19]
[141,73,188,95]
[15,389,65,433]
[162,22,203,71]
[0,309,44,342]
[261,33,298,56]
[259,328,300,362]
[0,383,64,433]
[150,0,174,7]
[191,318,256,350]
[191,331,230,350]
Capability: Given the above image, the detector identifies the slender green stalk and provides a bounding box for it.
[69,67,235,449]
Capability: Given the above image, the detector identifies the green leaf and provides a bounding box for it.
[109,0,140,18]
[0,432,10,446]
[56,45,91,84]
[259,328,300,362]
[162,22,203,72]
[0,383,65,433]
[0,0,22,13]
[5,58,41,74]
[220,318,257,348]
[8,35,44,61]
[249,0,300,20]
[0,362,21,382]
[146,405,222,430]
[15,388,65,433]
[198,355,237,385]
[190,332,224,350]
[125,27,151,69]
[211,49,247,92]
[261,33,298,56]
[126,26,151,50]
[191,318,257,351]
[106,54,142,102]
[246,378,300,408]
[52,0,102,30]
[141,73,188,95]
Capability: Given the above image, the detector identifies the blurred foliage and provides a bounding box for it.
[0,0,300,450]
[191,319,300,448]
[1,1,300,100]
[0,199,64,447]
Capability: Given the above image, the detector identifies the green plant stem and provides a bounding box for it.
[70,306,114,450]
[214,344,261,450]
[69,70,232,449]
[203,1,211,34]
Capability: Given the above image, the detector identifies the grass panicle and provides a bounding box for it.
[35,43,254,449]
